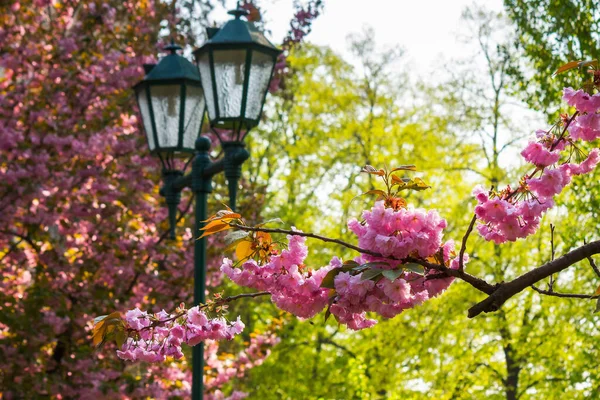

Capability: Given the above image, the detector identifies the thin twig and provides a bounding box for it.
[549,224,555,291]
[218,291,270,303]
[588,256,600,278]
[459,214,477,272]
[229,223,381,258]
[135,291,271,332]
[531,285,598,299]
[550,111,579,151]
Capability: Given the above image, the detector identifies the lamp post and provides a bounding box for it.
[133,7,281,400]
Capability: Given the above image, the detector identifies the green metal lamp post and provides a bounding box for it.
[133,8,281,400]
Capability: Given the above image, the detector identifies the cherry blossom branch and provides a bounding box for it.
[229,224,600,318]
[468,239,600,318]
[228,223,496,295]
[143,292,271,329]
[405,256,496,295]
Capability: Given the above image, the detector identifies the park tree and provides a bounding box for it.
[504,0,600,112]
[236,10,600,399]
[0,0,322,398]
[102,9,600,400]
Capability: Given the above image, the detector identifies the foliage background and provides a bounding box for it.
[1,0,600,399]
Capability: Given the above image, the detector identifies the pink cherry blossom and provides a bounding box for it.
[521,141,561,167]
[563,87,600,113]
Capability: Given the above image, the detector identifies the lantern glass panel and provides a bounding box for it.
[183,85,206,149]
[136,87,156,151]
[246,51,275,120]
[197,53,216,120]
[150,84,181,148]
[213,49,247,118]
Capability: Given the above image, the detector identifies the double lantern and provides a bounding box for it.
[133,8,282,167]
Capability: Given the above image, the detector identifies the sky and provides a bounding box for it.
[213,0,505,74]
[211,0,542,173]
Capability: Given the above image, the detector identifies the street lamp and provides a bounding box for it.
[133,7,281,400]
[193,8,280,142]
[134,41,206,240]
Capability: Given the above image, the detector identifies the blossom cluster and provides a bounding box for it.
[329,241,465,330]
[474,87,600,243]
[116,307,244,363]
[222,233,334,319]
[348,202,447,261]
[222,207,466,331]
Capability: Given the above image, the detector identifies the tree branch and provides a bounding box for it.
[468,240,600,318]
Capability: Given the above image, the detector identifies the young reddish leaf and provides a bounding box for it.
[554,60,581,75]
[236,240,254,261]
[92,311,121,347]
[361,165,385,176]
[364,189,386,197]
[198,220,233,238]
[390,175,403,184]
[390,165,417,172]
[256,231,272,243]
[202,211,241,223]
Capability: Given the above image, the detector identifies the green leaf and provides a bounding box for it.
[382,269,404,282]
[404,263,425,275]
[115,330,128,348]
[223,230,250,246]
[395,177,431,191]
[359,262,390,269]
[361,268,384,281]
[324,296,336,323]
[320,266,354,289]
